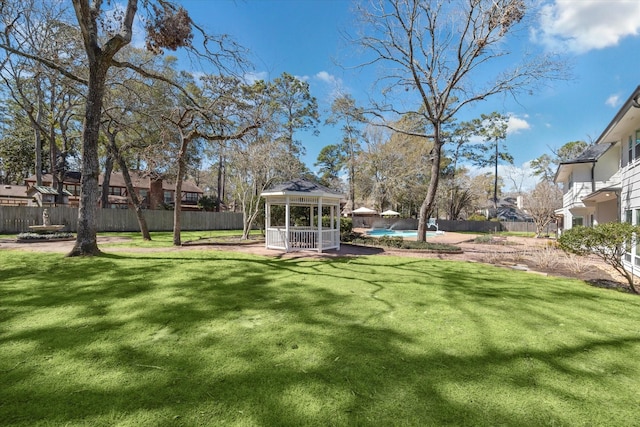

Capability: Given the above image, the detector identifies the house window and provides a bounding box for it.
[628,136,634,165]
[164,191,173,204]
[572,216,583,227]
[64,184,80,196]
[184,192,199,203]
[636,130,640,160]
[109,186,124,196]
[635,211,640,266]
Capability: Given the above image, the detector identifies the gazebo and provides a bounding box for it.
[261,179,344,253]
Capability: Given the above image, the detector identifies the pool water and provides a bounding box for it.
[365,229,436,237]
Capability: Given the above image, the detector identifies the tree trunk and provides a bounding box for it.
[106,131,152,241]
[34,79,43,187]
[216,155,224,212]
[50,137,60,201]
[493,138,498,215]
[101,154,113,209]
[68,60,107,257]
[417,132,443,242]
[173,133,190,246]
[116,155,151,241]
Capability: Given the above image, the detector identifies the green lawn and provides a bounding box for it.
[1,246,640,426]
[98,230,247,248]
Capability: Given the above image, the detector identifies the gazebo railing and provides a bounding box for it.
[266,227,340,252]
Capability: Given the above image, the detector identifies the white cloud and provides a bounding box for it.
[314,71,345,100]
[605,94,621,108]
[506,114,531,135]
[315,71,337,85]
[532,0,640,54]
[466,114,531,143]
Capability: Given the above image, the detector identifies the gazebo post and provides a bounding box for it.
[317,197,323,252]
[285,196,290,252]
[334,204,340,250]
[265,200,271,248]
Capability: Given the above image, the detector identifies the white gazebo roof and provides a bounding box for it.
[261,179,344,200]
[380,209,400,216]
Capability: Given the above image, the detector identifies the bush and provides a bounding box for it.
[467,213,487,221]
[559,223,640,293]
[197,195,217,211]
[324,216,353,241]
[474,235,493,244]
[347,233,461,253]
[17,232,74,240]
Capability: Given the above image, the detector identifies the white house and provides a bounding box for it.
[555,85,640,272]
[554,143,621,231]
[593,86,640,272]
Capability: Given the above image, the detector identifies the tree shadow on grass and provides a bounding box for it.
[2,251,640,426]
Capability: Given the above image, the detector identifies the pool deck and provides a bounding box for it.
[355,228,477,245]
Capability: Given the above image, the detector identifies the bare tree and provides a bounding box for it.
[524,180,562,237]
[360,118,431,214]
[227,80,310,239]
[0,2,84,192]
[349,0,566,240]
[1,0,247,256]
[161,75,261,246]
[504,164,528,194]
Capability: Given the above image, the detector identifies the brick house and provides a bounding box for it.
[0,184,32,206]
[24,171,204,210]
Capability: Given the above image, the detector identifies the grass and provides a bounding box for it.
[98,230,247,249]
[1,230,245,246]
[1,247,640,426]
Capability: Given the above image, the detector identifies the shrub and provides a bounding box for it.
[480,250,503,264]
[347,233,461,253]
[474,234,493,244]
[531,247,559,270]
[17,232,74,240]
[564,253,593,275]
[197,195,217,211]
[467,213,487,221]
[559,223,640,293]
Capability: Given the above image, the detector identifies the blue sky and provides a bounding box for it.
[175,0,640,190]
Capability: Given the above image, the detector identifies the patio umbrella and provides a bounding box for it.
[380,209,400,216]
[352,206,377,214]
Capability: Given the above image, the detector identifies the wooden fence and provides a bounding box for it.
[0,206,244,234]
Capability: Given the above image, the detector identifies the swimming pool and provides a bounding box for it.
[366,229,437,238]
